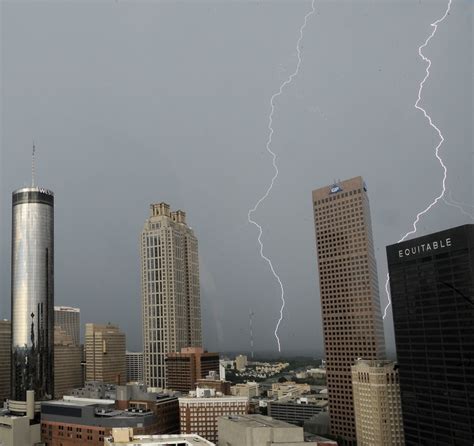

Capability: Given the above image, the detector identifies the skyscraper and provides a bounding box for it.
[141,203,202,388]
[0,320,11,402]
[54,306,80,346]
[351,359,404,446]
[11,187,54,404]
[85,323,127,385]
[54,326,83,398]
[387,224,474,445]
[312,176,386,445]
[126,351,144,383]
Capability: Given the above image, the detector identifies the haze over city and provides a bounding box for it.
[1,0,472,356]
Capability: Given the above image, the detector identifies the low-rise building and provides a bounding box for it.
[41,397,157,445]
[196,375,231,396]
[268,382,311,400]
[217,414,334,446]
[0,391,42,446]
[268,396,328,426]
[115,384,179,435]
[105,428,214,445]
[230,382,259,398]
[41,386,180,446]
[0,411,41,446]
[70,381,117,400]
[179,390,248,443]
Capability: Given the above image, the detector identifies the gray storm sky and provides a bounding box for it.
[1,0,472,355]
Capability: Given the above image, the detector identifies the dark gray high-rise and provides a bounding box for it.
[11,187,54,402]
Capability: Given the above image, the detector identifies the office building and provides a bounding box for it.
[126,352,143,383]
[268,382,310,400]
[179,390,248,443]
[54,306,80,346]
[11,187,55,405]
[141,203,202,388]
[268,396,328,427]
[351,359,404,446]
[217,414,336,446]
[54,326,84,398]
[196,375,232,396]
[41,397,157,445]
[115,384,179,435]
[0,320,11,403]
[85,323,126,385]
[312,176,386,445]
[165,347,219,392]
[387,224,474,445]
[70,381,116,400]
[105,429,214,446]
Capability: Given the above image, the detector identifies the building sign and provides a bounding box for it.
[398,238,451,258]
[330,185,342,194]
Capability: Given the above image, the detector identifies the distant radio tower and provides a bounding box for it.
[31,141,36,187]
[249,309,254,359]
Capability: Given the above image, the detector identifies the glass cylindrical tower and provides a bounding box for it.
[11,187,54,402]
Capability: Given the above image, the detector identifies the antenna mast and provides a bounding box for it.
[249,309,254,359]
[31,141,36,187]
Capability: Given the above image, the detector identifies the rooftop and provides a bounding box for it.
[54,306,80,312]
[105,433,214,445]
[219,414,298,429]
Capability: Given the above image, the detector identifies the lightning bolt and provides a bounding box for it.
[383,0,452,319]
[248,0,316,351]
[443,192,474,220]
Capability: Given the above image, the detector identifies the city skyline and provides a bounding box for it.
[1,1,472,354]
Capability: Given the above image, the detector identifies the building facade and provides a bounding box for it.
[41,397,157,446]
[54,327,84,398]
[141,203,202,388]
[179,393,248,443]
[217,414,336,446]
[11,187,55,404]
[268,397,328,427]
[0,320,11,403]
[85,324,126,385]
[387,224,474,446]
[54,306,80,346]
[312,177,386,445]
[351,359,404,446]
[126,352,143,383]
[165,347,219,392]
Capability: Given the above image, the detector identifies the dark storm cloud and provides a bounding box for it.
[1,0,472,354]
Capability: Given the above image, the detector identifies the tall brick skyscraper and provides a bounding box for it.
[312,176,386,445]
